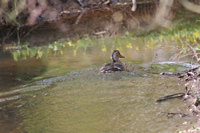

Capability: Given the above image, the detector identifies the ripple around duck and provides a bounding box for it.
[0,65,194,133]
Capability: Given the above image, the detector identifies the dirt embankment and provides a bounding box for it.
[1,0,200,46]
[0,0,161,47]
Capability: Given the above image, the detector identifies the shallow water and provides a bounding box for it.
[0,41,197,132]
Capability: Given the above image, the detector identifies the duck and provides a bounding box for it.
[99,50,125,73]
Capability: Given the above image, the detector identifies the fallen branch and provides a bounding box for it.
[156,93,185,102]
[158,111,188,118]
[178,0,200,14]
[75,10,85,25]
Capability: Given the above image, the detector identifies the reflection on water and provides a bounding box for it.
[0,38,196,132]
[0,51,47,91]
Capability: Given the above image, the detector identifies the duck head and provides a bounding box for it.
[111,50,125,62]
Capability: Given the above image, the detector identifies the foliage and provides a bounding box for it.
[1,9,200,61]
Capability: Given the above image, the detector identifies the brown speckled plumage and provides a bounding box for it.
[99,50,125,73]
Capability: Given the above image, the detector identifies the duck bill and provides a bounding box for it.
[119,55,125,58]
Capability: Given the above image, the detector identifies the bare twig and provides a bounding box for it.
[23,23,43,37]
[184,41,199,62]
[75,10,85,25]
[149,45,163,68]
[17,27,20,44]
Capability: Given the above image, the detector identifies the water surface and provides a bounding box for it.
[0,40,196,133]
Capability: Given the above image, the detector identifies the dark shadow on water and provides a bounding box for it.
[0,51,47,91]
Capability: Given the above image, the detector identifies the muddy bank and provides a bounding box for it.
[1,0,200,48]
[179,67,200,114]
[0,1,161,47]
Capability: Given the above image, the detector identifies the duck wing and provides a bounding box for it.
[99,63,114,73]
[114,62,125,71]
[99,62,125,73]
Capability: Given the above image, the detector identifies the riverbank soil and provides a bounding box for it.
[1,0,200,47]
[0,0,165,47]
[179,67,200,114]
